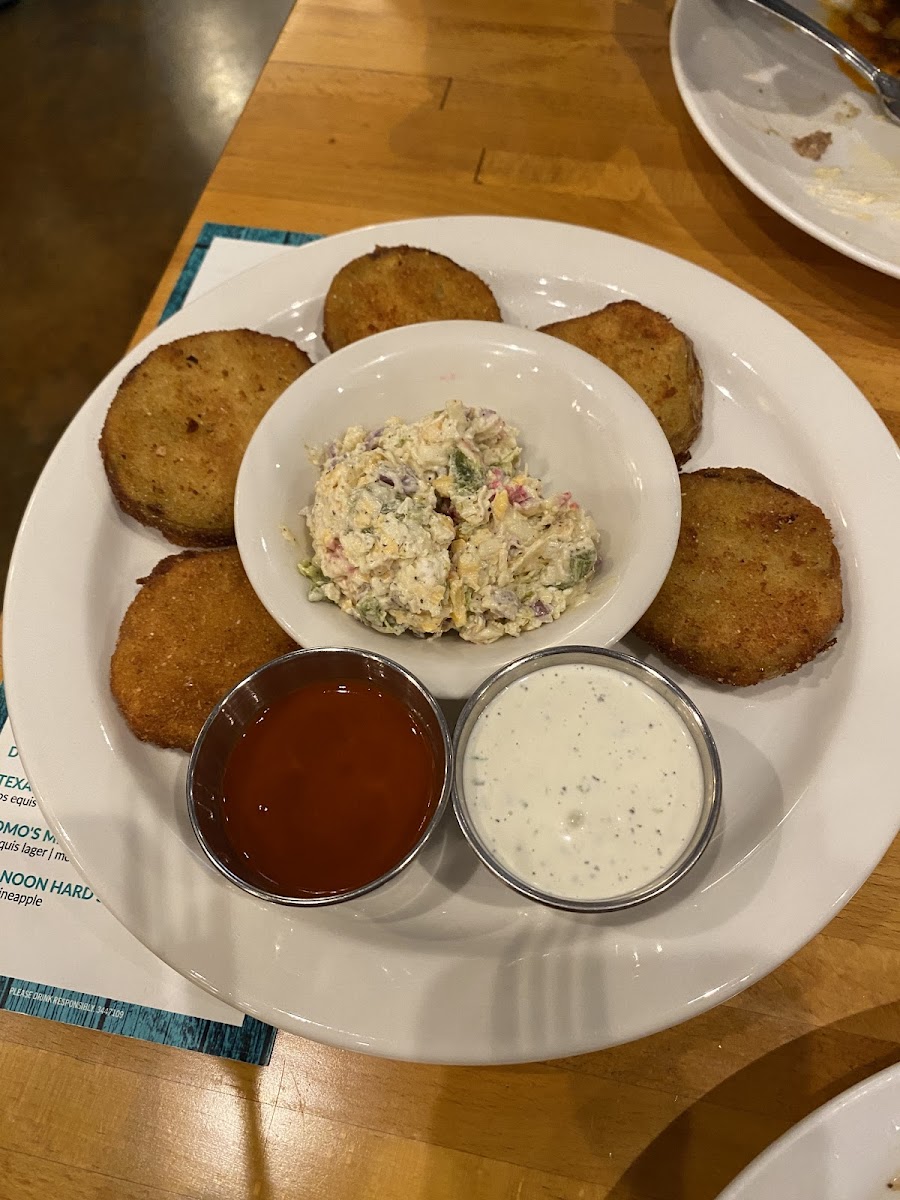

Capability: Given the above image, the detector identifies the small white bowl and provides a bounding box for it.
[235,321,681,699]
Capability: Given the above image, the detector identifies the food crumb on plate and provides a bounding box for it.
[792,130,833,160]
[833,98,862,124]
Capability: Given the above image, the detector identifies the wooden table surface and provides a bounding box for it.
[2,1,899,1197]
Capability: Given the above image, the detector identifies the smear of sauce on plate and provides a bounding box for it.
[826,0,900,85]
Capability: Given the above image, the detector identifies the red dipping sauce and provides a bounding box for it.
[220,679,441,897]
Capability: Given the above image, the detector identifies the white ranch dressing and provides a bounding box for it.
[462,663,704,900]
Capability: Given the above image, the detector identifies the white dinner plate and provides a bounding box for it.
[716,1060,900,1199]
[671,0,900,277]
[5,216,900,1063]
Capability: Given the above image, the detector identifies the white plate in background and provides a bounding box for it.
[671,0,900,277]
[716,1061,900,1199]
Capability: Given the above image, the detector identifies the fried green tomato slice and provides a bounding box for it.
[540,300,703,464]
[100,330,311,546]
[323,245,502,351]
[634,467,843,686]
[110,548,297,751]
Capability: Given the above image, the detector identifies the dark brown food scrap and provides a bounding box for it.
[792,130,833,160]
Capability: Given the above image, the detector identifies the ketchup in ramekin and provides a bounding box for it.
[222,679,438,897]
[188,648,451,906]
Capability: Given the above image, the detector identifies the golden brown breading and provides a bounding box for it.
[322,245,502,351]
[539,301,703,463]
[633,468,843,686]
[100,330,311,547]
[110,549,297,751]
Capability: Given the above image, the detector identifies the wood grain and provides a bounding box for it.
[4,0,900,1196]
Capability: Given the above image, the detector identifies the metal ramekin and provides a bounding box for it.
[452,645,722,913]
[187,647,452,906]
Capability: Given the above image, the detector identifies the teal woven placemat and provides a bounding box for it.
[161,221,323,323]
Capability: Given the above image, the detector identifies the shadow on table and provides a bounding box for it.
[411,1001,899,1199]
[224,1058,275,1200]
[101,753,277,1197]
[601,1001,900,1200]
